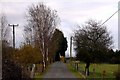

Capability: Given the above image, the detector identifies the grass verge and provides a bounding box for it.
[67,63,85,78]
[34,64,51,80]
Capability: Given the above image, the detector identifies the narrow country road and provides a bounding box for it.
[43,61,78,79]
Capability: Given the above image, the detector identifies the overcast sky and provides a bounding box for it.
[0,0,119,57]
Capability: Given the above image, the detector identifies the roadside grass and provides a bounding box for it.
[67,63,84,78]
[34,64,51,80]
[78,63,119,78]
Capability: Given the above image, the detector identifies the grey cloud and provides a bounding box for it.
[0,0,118,50]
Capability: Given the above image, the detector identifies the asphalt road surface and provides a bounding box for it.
[43,61,77,78]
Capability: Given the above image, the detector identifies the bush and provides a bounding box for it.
[2,59,31,80]
[2,59,22,80]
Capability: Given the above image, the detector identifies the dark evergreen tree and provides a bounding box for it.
[50,29,68,61]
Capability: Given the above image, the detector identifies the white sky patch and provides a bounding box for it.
[0,0,119,56]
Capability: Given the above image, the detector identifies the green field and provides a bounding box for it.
[77,63,119,78]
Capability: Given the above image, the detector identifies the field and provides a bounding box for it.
[76,63,119,78]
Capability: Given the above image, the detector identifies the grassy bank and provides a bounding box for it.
[67,63,85,78]
[34,64,51,80]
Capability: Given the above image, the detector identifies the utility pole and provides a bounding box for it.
[70,36,72,60]
[8,24,19,48]
[118,1,120,50]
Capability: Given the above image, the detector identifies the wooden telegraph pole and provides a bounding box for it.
[8,24,19,48]
[118,2,120,50]
[70,36,72,60]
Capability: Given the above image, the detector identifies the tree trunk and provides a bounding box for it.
[42,62,44,72]
[41,51,46,72]
[41,60,46,72]
[85,62,90,76]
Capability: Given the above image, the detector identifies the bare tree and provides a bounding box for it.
[74,20,113,76]
[24,22,33,45]
[0,13,11,41]
[24,3,59,70]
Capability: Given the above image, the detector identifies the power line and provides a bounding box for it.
[102,9,120,25]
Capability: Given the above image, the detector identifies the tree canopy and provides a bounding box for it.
[74,20,113,75]
[74,20,113,63]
